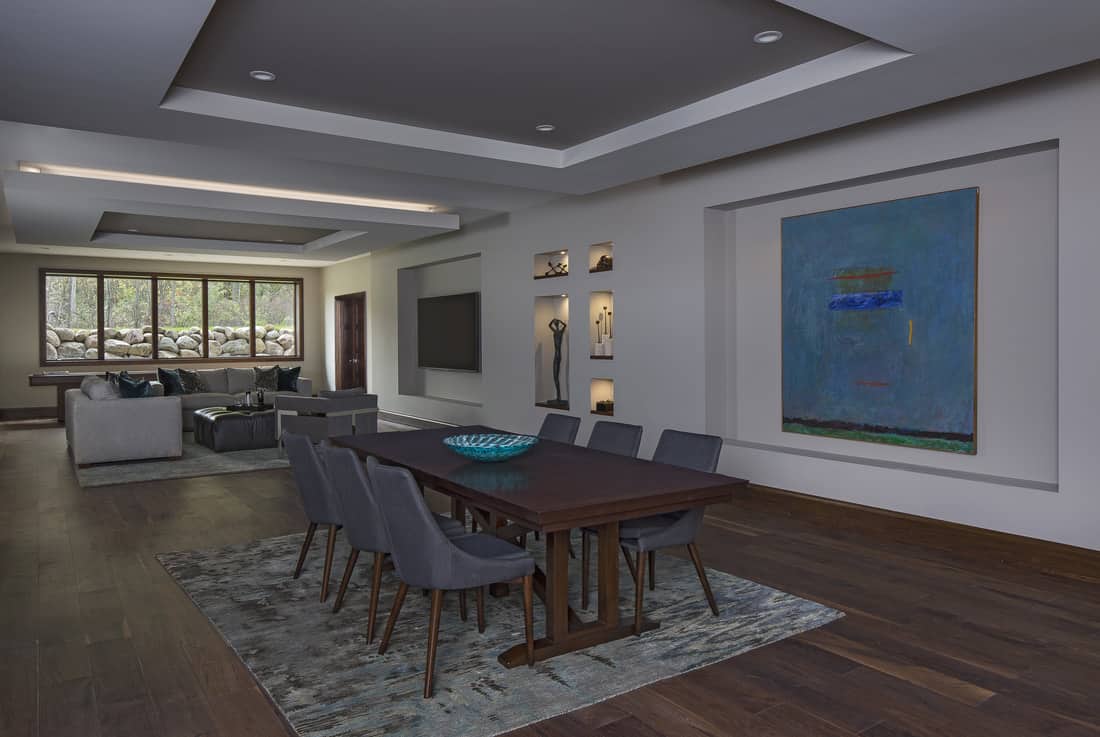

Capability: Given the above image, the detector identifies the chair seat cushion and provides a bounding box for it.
[450,533,531,561]
[618,513,681,539]
[434,514,467,538]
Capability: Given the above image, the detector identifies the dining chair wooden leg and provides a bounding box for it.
[522,574,534,666]
[648,551,656,591]
[378,581,408,655]
[580,530,591,610]
[366,552,384,643]
[293,522,317,578]
[633,550,647,636]
[475,586,486,633]
[424,590,445,698]
[320,524,339,602]
[687,543,720,616]
[459,589,468,622]
[332,548,360,613]
[621,544,637,583]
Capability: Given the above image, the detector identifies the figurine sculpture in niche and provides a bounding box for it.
[547,318,568,408]
[544,260,568,277]
[593,254,613,272]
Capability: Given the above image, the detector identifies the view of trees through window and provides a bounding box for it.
[42,270,300,363]
[43,274,99,361]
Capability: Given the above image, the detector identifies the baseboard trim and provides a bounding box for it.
[0,406,55,421]
[378,410,457,430]
[727,483,1100,576]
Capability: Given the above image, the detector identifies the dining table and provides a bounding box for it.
[330,425,748,667]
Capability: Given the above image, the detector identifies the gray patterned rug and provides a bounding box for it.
[76,435,288,488]
[158,531,842,737]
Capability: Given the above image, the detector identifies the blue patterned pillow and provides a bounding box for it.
[157,367,185,395]
[118,372,152,399]
[277,365,301,391]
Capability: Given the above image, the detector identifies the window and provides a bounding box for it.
[255,281,299,357]
[40,269,303,364]
[43,273,99,361]
[157,278,204,359]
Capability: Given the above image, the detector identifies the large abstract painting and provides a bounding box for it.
[781,188,978,454]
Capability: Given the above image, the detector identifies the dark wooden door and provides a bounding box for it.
[335,292,366,390]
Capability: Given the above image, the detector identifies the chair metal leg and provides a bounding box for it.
[378,581,408,655]
[522,574,534,666]
[634,551,647,635]
[332,548,359,613]
[581,530,591,610]
[475,586,486,633]
[687,543,719,616]
[320,524,338,602]
[367,551,384,643]
[648,551,656,591]
[621,544,637,583]
[424,590,445,698]
[459,589,468,622]
[293,522,317,578]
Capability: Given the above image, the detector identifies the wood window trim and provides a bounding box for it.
[39,268,304,367]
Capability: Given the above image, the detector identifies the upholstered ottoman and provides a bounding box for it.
[193,407,278,452]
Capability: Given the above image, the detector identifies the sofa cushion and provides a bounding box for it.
[158,367,186,395]
[254,366,278,392]
[117,372,152,398]
[80,375,118,401]
[196,368,228,394]
[277,365,301,392]
[226,367,254,394]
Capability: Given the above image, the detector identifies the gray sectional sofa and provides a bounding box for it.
[66,377,182,466]
[156,366,313,430]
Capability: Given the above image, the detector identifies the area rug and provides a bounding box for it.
[158,532,842,737]
[76,435,287,488]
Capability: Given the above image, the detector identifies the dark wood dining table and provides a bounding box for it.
[330,425,747,667]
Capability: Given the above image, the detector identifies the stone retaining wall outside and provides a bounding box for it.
[45,324,296,361]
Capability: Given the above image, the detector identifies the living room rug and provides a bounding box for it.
[158,531,842,737]
[76,435,288,488]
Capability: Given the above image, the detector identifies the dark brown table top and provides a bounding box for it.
[331,425,747,532]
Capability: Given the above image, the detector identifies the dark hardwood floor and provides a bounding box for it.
[2,420,1098,737]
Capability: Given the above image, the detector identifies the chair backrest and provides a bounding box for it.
[538,413,581,444]
[321,446,390,553]
[283,431,341,525]
[652,429,723,473]
[365,457,454,589]
[587,420,643,458]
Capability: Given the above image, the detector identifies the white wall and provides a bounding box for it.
[324,64,1100,550]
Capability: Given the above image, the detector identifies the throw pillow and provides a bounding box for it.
[177,367,206,394]
[254,366,278,392]
[276,365,301,392]
[117,372,152,399]
[81,375,118,401]
[157,367,185,396]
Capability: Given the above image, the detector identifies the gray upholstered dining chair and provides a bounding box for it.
[283,431,343,602]
[586,420,643,457]
[366,457,536,698]
[538,413,581,444]
[322,446,466,641]
[580,420,644,597]
[618,429,724,634]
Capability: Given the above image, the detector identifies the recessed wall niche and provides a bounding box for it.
[591,378,614,416]
[534,294,569,409]
[589,290,614,359]
[534,249,569,280]
[588,241,613,273]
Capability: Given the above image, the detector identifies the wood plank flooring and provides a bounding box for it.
[2,420,1098,737]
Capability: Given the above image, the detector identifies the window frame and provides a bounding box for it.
[39,268,304,366]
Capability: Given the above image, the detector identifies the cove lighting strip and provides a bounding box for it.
[17,161,437,213]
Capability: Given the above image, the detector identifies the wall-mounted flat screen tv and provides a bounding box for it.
[417,291,481,371]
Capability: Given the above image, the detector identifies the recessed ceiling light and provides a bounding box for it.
[753,30,783,44]
[16,161,438,212]
[535,124,556,132]
[250,70,277,82]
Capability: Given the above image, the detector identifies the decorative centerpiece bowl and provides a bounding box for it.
[442,433,539,463]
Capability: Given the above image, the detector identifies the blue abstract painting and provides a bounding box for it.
[781,188,978,454]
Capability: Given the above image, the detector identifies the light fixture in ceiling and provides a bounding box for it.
[535,123,556,132]
[753,30,783,44]
[17,162,438,213]
[249,70,277,82]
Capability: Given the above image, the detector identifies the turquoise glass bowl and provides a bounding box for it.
[442,433,539,462]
